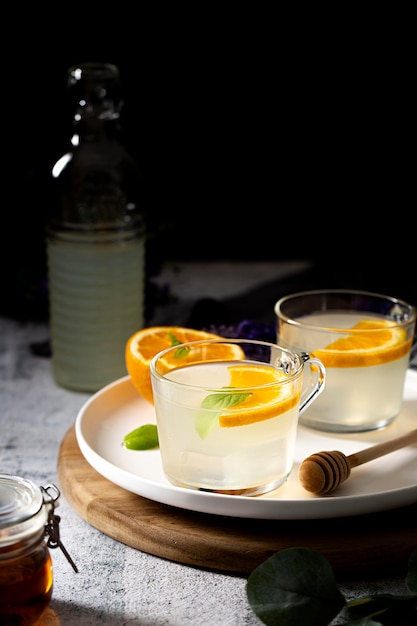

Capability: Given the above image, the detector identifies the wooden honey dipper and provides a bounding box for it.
[299,428,417,495]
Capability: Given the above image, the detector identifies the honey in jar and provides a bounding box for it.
[0,473,53,625]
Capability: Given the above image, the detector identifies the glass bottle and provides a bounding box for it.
[46,62,146,392]
[0,474,53,625]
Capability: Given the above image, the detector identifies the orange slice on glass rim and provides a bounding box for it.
[216,364,300,428]
[312,318,411,368]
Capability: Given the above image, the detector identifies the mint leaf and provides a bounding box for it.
[194,391,251,440]
[168,332,181,346]
[194,410,218,439]
[168,333,190,359]
[122,424,159,450]
[166,332,190,358]
[246,547,345,626]
[201,391,251,410]
[174,345,191,358]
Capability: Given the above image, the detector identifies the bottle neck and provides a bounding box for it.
[70,117,121,144]
[48,62,144,232]
[67,62,123,144]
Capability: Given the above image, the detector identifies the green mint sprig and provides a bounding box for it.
[247,547,417,625]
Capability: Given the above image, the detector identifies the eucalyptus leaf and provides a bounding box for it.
[122,424,159,450]
[246,547,417,625]
[346,547,417,624]
[346,593,417,624]
[246,547,345,626]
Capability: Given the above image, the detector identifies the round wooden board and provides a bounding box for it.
[57,425,417,578]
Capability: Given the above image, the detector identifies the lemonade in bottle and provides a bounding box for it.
[46,63,145,392]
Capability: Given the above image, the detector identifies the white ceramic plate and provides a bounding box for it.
[75,370,417,520]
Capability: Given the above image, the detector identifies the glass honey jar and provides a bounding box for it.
[0,474,57,625]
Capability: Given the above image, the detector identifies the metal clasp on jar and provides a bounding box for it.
[41,484,78,573]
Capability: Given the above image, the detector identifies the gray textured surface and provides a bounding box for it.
[1,262,415,625]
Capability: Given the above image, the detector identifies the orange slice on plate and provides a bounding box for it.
[125,326,229,404]
[312,318,411,368]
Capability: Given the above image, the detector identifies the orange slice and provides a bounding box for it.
[126,326,229,404]
[218,364,300,428]
[313,318,411,368]
[156,340,245,375]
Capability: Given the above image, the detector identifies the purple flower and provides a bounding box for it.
[206,320,276,342]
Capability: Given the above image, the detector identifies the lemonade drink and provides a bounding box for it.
[47,232,145,391]
[278,310,414,433]
[152,360,301,495]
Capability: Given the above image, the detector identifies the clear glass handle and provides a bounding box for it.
[298,352,326,415]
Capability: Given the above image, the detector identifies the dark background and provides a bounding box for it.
[1,10,415,321]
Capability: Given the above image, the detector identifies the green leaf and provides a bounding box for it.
[122,424,159,450]
[201,391,251,410]
[246,548,345,626]
[346,594,417,624]
[168,332,181,346]
[174,345,191,358]
[194,391,251,439]
[166,332,190,358]
[345,548,417,624]
[194,410,218,439]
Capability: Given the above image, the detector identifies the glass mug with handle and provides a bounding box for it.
[275,289,416,433]
[150,338,325,496]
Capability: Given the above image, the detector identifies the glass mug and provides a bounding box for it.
[275,289,416,433]
[150,338,325,496]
